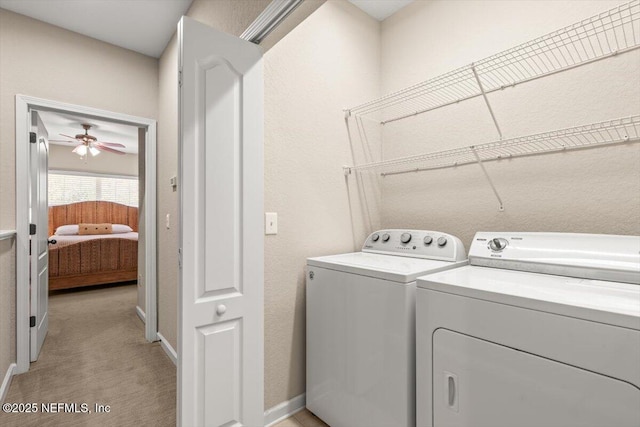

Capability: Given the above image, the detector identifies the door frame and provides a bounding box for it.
[15,95,158,374]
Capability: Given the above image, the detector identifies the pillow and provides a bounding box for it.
[55,225,79,235]
[78,223,113,235]
[112,224,134,234]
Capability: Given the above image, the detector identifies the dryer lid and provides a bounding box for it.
[417,265,640,330]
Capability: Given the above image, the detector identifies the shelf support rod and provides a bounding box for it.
[471,146,504,212]
[471,63,503,140]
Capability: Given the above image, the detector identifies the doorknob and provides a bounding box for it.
[48,239,57,245]
[216,304,227,315]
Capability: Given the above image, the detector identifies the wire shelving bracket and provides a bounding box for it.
[345,1,640,125]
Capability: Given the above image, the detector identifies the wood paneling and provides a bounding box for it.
[49,201,138,235]
[49,237,138,290]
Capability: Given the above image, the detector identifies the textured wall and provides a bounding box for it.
[263,0,380,408]
[156,33,179,349]
[0,8,157,382]
[374,0,640,249]
[48,144,139,176]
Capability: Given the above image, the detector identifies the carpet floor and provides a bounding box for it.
[1,283,176,427]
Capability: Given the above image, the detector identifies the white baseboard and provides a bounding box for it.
[135,306,146,324]
[156,332,177,365]
[264,393,306,427]
[0,363,16,404]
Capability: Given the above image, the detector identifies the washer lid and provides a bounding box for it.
[308,252,468,283]
[418,265,640,330]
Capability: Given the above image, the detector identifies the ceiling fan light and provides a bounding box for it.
[73,145,88,156]
[89,146,100,156]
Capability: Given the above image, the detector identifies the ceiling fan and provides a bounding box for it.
[50,124,127,156]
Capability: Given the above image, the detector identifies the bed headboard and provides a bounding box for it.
[48,201,138,236]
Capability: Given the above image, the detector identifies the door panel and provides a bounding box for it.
[202,61,242,297]
[179,16,264,427]
[198,320,242,426]
[30,111,49,361]
[433,329,640,427]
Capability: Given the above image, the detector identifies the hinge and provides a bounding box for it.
[30,316,36,327]
[29,223,36,235]
[29,132,37,143]
[178,69,183,87]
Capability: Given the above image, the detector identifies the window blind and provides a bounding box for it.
[48,172,138,207]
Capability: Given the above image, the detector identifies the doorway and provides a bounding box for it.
[15,95,158,374]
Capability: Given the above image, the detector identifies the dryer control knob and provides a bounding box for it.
[381,233,390,242]
[371,233,380,242]
[400,233,412,244]
[489,238,508,252]
[437,237,448,247]
[424,236,433,245]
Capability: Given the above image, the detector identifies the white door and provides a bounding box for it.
[30,111,50,362]
[178,16,264,427]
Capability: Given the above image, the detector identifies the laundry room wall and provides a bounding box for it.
[374,0,640,249]
[0,7,158,385]
[263,0,381,408]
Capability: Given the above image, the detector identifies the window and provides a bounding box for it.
[48,172,138,207]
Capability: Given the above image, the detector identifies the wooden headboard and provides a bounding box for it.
[48,201,138,236]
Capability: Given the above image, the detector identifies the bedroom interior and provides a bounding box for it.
[44,112,142,292]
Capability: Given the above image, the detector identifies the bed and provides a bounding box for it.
[48,201,139,291]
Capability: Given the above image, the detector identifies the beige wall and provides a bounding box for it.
[375,0,640,249]
[48,144,138,176]
[263,0,380,408]
[157,33,179,349]
[0,8,158,382]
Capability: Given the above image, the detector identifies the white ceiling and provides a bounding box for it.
[349,0,414,21]
[40,111,139,155]
[0,0,193,58]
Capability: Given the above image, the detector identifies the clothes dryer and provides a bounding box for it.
[416,232,640,427]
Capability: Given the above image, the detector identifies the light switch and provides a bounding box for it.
[166,213,170,229]
[265,212,277,235]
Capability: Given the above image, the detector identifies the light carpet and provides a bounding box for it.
[1,283,176,426]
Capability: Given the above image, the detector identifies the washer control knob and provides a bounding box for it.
[371,233,380,242]
[489,238,508,252]
[381,233,390,242]
[424,236,433,245]
[437,237,448,247]
[400,233,412,244]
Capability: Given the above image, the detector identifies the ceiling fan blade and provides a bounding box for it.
[59,134,79,140]
[49,139,78,143]
[97,141,126,148]
[95,143,126,155]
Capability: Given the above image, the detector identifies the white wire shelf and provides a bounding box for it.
[347,1,640,124]
[344,116,640,176]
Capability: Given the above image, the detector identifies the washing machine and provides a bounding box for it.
[306,229,467,427]
[416,232,640,427]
